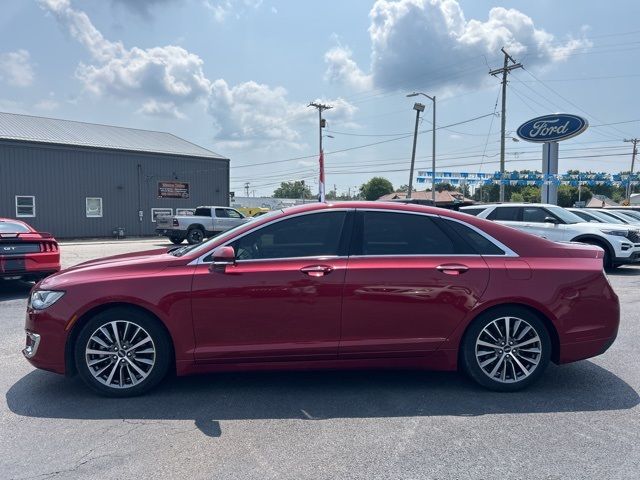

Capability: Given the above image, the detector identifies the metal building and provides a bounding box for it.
[0,112,229,238]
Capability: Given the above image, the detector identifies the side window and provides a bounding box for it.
[523,207,553,223]
[215,208,228,218]
[194,207,211,217]
[229,211,346,260]
[442,219,505,255]
[487,207,520,221]
[225,209,243,219]
[360,212,458,255]
[461,208,486,216]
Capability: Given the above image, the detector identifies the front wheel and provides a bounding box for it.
[461,307,551,392]
[169,235,184,245]
[74,308,172,397]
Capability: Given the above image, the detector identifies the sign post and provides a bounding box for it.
[517,114,588,205]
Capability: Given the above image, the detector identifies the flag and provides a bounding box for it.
[318,149,325,202]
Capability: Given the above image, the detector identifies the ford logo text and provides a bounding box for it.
[517,114,588,143]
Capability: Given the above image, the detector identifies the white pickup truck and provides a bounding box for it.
[155,206,249,244]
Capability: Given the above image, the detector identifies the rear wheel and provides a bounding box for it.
[186,227,204,245]
[461,307,551,392]
[74,308,172,397]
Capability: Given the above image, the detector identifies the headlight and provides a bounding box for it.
[29,290,65,310]
[600,230,627,237]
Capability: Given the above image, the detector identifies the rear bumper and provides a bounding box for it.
[0,253,60,279]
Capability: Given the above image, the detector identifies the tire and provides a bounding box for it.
[74,307,172,397]
[169,235,184,245]
[461,306,551,392]
[186,227,205,245]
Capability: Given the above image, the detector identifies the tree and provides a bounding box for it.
[397,184,410,193]
[509,192,524,202]
[435,182,455,192]
[273,181,312,199]
[360,177,394,201]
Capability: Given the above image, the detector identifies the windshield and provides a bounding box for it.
[0,222,30,233]
[585,210,625,224]
[617,210,640,221]
[168,210,283,257]
[545,206,586,224]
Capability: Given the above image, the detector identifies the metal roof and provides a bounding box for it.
[0,112,225,159]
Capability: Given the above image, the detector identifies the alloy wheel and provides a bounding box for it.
[474,316,542,384]
[85,320,156,389]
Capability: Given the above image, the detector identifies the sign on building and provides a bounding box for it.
[158,181,190,199]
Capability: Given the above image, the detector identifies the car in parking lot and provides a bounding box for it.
[23,202,619,396]
[461,203,640,269]
[155,206,249,244]
[0,218,60,282]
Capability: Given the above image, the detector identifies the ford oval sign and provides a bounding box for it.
[517,114,588,143]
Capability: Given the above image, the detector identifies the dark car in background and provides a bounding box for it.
[0,218,60,282]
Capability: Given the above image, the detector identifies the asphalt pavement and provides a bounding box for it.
[1,239,638,479]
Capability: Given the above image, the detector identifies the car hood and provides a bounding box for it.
[39,248,177,289]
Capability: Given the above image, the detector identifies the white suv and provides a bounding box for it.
[461,203,640,269]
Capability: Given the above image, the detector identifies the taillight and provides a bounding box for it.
[40,241,59,252]
[172,219,179,226]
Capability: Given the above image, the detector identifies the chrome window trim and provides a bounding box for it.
[188,206,518,265]
[189,208,354,265]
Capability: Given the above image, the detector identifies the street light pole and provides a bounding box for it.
[407,103,424,199]
[407,92,436,204]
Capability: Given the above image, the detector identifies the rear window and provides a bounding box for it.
[0,222,30,233]
[487,207,520,221]
[194,208,211,217]
[442,219,505,255]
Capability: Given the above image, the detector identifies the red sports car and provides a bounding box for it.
[23,202,619,396]
[0,218,60,282]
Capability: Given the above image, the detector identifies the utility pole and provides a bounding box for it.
[308,102,332,202]
[490,48,523,202]
[624,138,639,202]
[244,182,250,197]
[407,102,425,199]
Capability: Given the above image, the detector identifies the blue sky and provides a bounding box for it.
[1,0,639,196]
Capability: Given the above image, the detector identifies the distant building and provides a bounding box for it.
[378,190,475,207]
[630,194,640,206]
[230,196,306,210]
[0,112,229,238]
[586,195,620,208]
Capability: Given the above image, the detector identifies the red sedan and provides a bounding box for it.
[1,218,60,282]
[23,202,619,396]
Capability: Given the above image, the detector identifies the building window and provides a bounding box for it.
[15,196,35,217]
[151,208,173,223]
[86,197,103,218]
[176,208,196,216]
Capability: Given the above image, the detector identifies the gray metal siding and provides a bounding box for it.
[0,140,229,238]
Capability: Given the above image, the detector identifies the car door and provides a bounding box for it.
[224,208,246,229]
[214,208,232,232]
[339,210,490,357]
[520,207,567,241]
[191,209,352,362]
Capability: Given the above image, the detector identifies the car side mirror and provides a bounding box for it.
[209,246,236,273]
[544,216,558,224]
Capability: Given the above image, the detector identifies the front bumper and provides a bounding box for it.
[23,308,67,375]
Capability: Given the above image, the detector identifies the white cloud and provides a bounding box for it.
[40,0,357,148]
[324,46,372,91]
[0,49,35,87]
[34,99,60,111]
[203,0,263,22]
[110,0,177,18]
[325,0,591,92]
[137,99,186,119]
[208,80,358,149]
[40,0,211,102]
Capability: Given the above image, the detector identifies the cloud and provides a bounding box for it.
[324,46,372,91]
[208,80,358,148]
[137,99,186,119]
[325,0,591,92]
[109,0,178,18]
[34,99,60,111]
[203,0,263,22]
[40,0,357,148]
[40,0,211,103]
[0,49,35,87]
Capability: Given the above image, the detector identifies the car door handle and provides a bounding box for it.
[300,265,334,277]
[436,264,469,275]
